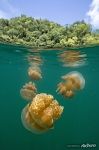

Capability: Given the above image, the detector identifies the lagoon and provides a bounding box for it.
[0,43,99,150]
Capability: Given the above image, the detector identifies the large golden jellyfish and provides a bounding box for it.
[58,50,87,67]
[20,82,37,101]
[28,65,42,80]
[56,71,85,98]
[21,93,64,134]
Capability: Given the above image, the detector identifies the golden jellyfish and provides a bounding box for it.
[56,81,74,98]
[20,82,37,101]
[56,71,85,98]
[28,66,42,80]
[58,50,87,67]
[21,93,64,134]
[61,71,85,90]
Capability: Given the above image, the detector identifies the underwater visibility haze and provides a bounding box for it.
[0,43,99,150]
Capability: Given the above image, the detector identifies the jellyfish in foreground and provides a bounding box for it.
[28,66,42,80]
[21,93,64,134]
[20,82,37,101]
[56,71,85,98]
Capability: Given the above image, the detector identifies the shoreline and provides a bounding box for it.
[0,41,99,51]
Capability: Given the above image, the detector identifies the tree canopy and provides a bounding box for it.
[0,15,99,48]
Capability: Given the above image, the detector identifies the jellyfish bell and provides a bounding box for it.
[56,82,66,94]
[21,104,48,134]
[29,63,41,71]
[20,82,37,101]
[21,93,64,134]
[29,93,64,129]
[56,82,74,98]
[20,89,36,101]
[65,90,74,98]
[28,66,42,80]
[41,107,53,126]
[57,80,74,93]
[61,71,85,90]
[57,71,85,98]
[24,82,37,91]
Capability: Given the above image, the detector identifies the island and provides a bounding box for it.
[0,15,99,49]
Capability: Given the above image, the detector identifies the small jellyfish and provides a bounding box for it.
[21,93,64,134]
[28,66,42,80]
[56,71,85,98]
[20,82,37,101]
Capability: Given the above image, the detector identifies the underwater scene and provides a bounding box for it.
[0,43,99,150]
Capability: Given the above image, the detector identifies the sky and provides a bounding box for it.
[0,0,99,28]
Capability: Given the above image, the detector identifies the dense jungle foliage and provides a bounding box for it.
[0,15,99,48]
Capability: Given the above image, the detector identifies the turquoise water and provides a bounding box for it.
[0,43,99,150]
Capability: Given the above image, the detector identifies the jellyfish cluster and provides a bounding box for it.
[56,71,85,98]
[20,51,86,134]
[20,53,64,134]
[20,54,43,102]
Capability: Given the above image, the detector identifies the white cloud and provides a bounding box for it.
[86,0,99,28]
[0,0,20,19]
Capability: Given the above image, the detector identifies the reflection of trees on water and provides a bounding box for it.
[58,50,87,67]
[27,54,43,66]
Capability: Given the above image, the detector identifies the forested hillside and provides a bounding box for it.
[0,15,99,48]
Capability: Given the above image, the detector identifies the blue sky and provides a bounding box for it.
[0,0,99,28]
